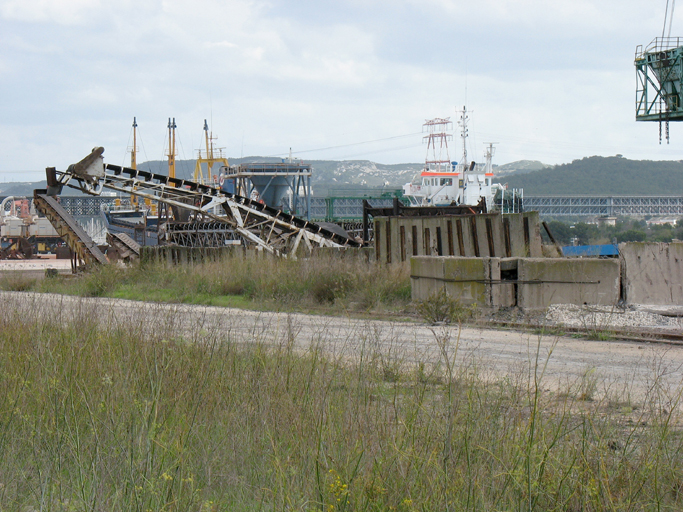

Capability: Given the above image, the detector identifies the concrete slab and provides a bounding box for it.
[524,212,543,257]
[620,242,683,305]
[442,257,488,305]
[410,256,445,301]
[504,213,528,257]
[517,258,620,310]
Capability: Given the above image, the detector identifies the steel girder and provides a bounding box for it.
[524,195,683,217]
[51,149,360,257]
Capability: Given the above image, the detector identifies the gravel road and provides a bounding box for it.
[3,291,683,407]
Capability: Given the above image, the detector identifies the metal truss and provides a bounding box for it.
[635,38,683,122]
[50,148,359,257]
[33,191,108,269]
[57,196,126,216]
[310,197,396,222]
[524,196,683,217]
[162,220,241,247]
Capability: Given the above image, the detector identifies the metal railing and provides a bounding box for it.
[636,37,683,60]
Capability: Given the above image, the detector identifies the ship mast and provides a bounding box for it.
[167,117,176,180]
[130,117,138,207]
[458,106,469,167]
[193,118,229,185]
[205,119,212,162]
[131,117,138,170]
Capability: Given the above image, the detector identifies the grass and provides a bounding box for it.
[9,254,413,317]
[0,298,683,510]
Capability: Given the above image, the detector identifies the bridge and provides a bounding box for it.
[523,196,683,217]
[12,194,683,222]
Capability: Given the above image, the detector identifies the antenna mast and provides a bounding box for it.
[457,106,470,167]
[423,118,452,173]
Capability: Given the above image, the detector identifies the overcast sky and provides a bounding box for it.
[1,0,682,180]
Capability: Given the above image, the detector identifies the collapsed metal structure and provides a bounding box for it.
[33,191,108,270]
[46,148,360,258]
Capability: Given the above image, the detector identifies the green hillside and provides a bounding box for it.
[496,156,683,195]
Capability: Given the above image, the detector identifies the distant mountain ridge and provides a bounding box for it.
[497,156,683,195]
[495,160,548,176]
[7,156,678,198]
[138,158,424,190]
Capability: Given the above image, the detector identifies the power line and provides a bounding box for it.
[264,131,423,158]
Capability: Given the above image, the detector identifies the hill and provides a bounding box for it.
[496,156,683,195]
[7,156,683,198]
[139,158,423,195]
[494,160,548,176]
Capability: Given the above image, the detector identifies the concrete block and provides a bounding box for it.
[490,214,507,258]
[517,258,620,310]
[474,214,506,258]
[410,256,445,301]
[490,257,516,308]
[389,217,401,264]
[442,257,488,305]
[473,216,491,257]
[433,217,450,256]
[409,219,423,258]
[504,213,526,257]
[457,217,476,256]
[620,242,683,305]
[411,256,518,308]
[396,218,411,262]
[525,212,543,257]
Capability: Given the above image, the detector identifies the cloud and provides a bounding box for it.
[0,0,101,24]
[0,0,682,173]
[204,41,238,49]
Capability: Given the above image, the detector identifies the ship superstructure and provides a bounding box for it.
[402,107,503,210]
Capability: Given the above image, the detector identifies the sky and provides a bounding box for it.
[1,0,682,180]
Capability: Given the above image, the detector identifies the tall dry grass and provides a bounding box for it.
[28,253,412,314]
[0,298,682,510]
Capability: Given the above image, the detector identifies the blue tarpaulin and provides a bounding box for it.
[561,244,619,257]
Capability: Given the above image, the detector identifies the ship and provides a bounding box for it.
[402,107,522,213]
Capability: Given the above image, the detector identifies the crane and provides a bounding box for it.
[635,0,683,143]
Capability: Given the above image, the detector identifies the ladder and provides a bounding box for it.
[48,148,361,257]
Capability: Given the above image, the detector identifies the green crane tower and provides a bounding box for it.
[635,1,683,143]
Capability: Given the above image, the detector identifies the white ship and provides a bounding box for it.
[402,107,516,211]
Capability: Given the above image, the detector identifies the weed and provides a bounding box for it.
[578,367,599,401]
[17,253,413,314]
[0,298,680,510]
[0,272,36,291]
[416,288,475,324]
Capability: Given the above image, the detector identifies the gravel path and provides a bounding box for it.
[3,291,683,407]
[546,304,683,330]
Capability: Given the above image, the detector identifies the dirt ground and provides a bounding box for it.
[3,290,683,409]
